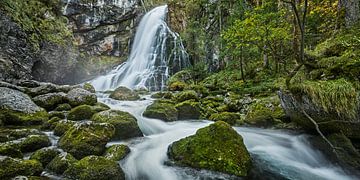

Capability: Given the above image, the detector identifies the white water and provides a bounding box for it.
[90,5,189,91]
[96,94,357,180]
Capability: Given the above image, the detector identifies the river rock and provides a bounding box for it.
[175,100,201,120]
[64,155,125,180]
[0,142,23,158]
[109,86,140,101]
[30,147,61,167]
[91,110,142,140]
[103,144,130,161]
[143,100,178,121]
[68,105,97,121]
[67,88,97,107]
[53,120,77,136]
[209,112,240,126]
[174,90,198,103]
[168,121,252,177]
[0,156,43,179]
[33,92,68,111]
[19,135,51,153]
[47,152,77,175]
[0,128,44,143]
[58,122,115,159]
[0,87,49,126]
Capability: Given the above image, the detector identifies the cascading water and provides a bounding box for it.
[90,5,189,91]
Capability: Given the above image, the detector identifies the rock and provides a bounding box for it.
[16,80,41,88]
[0,157,43,179]
[209,112,240,126]
[30,148,61,167]
[0,142,23,158]
[0,81,25,92]
[0,128,44,143]
[151,91,174,99]
[103,144,130,161]
[41,117,62,131]
[32,92,67,111]
[167,70,193,91]
[169,81,187,91]
[68,105,96,121]
[24,83,59,97]
[19,135,51,153]
[47,152,77,175]
[109,86,140,101]
[83,83,96,93]
[91,110,142,140]
[143,100,178,121]
[91,102,111,112]
[49,111,66,119]
[64,155,125,180]
[67,88,97,107]
[55,103,72,111]
[175,100,201,120]
[174,90,198,103]
[53,120,76,136]
[0,87,49,126]
[185,84,209,98]
[58,122,115,159]
[168,121,252,177]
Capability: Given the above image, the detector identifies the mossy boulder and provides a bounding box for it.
[32,92,67,111]
[169,81,188,91]
[0,157,43,179]
[91,102,110,113]
[168,70,193,91]
[0,143,23,158]
[168,121,252,177]
[49,111,66,119]
[174,90,198,103]
[67,88,97,107]
[64,155,125,180]
[54,103,72,111]
[175,100,201,120]
[143,100,178,121]
[68,105,96,121]
[103,144,130,161]
[30,148,61,167]
[0,128,44,143]
[53,120,76,136]
[47,152,77,175]
[83,83,96,93]
[151,91,173,99]
[41,117,62,131]
[109,86,140,101]
[185,84,209,98]
[19,135,51,153]
[209,112,240,126]
[91,110,142,140]
[58,122,115,159]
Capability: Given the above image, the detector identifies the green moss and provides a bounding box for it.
[64,155,125,180]
[0,128,44,143]
[143,100,178,121]
[41,117,62,131]
[173,90,198,103]
[91,102,110,113]
[184,84,209,98]
[30,148,61,167]
[0,143,23,158]
[209,112,240,126]
[49,111,66,119]
[55,104,72,111]
[168,70,194,88]
[68,105,97,121]
[83,83,96,93]
[0,109,49,126]
[169,81,188,91]
[151,92,174,99]
[19,135,51,153]
[47,152,77,175]
[53,120,76,136]
[290,79,358,119]
[0,157,43,179]
[103,144,130,161]
[168,121,252,177]
[175,100,201,120]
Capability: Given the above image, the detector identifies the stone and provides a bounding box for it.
[58,122,115,159]
[54,103,72,111]
[151,91,174,99]
[53,120,76,136]
[30,148,61,167]
[67,88,97,107]
[174,90,198,103]
[168,121,252,177]
[0,157,43,179]
[33,92,67,111]
[109,86,140,101]
[175,100,201,120]
[0,142,23,158]
[47,152,77,175]
[209,112,240,126]
[19,135,51,153]
[143,100,178,122]
[83,83,96,93]
[103,144,130,161]
[68,105,96,121]
[91,110,142,140]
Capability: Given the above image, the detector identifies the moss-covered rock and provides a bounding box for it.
[184,84,209,98]
[209,112,240,126]
[0,109,49,126]
[41,117,62,131]
[30,148,61,167]
[91,110,142,140]
[151,91,173,99]
[175,100,201,120]
[53,120,76,136]
[168,70,193,91]
[103,144,130,161]
[58,122,115,159]
[54,103,72,111]
[143,100,178,121]
[19,135,51,153]
[173,90,198,103]
[109,86,140,101]
[67,88,97,107]
[91,102,110,113]
[64,155,125,180]
[32,92,67,111]
[68,105,96,121]
[83,83,96,93]
[49,111,66,119]
[0,142,23,158]
[168,121,252,177]
[169,81,188,91]
[0,157,43,179]
[0,128,44,143]
[47,152,77,175]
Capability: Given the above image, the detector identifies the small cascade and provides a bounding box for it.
[90,5,189,91]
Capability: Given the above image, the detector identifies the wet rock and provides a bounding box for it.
[0,157,43,179]
[58,122,115,159]
[55,103,72,111]
[103,144,130,161]
[109,86,140,101]
[174,90,198,103]
[168,121,252,177]
[33,92,68,111]
[0,142,23,158]
[175,100,201,120]
[19,135,51,153]
[68,105,96,121]
[30,148,61,167]
[47,152,77,175]
[91,102,111,113]
[0,128,44,143]
[83,83,96,93]
[209,112,240,126]
[91,110,142,140]
[49,111,66,119]
[143,100,178,121]
[53,120,76,136]
[67,88,97,107]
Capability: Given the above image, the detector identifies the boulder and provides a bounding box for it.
[91,102,110,113]
[68,105,96,121]
[109,86,140,101]
[54,103,72,111]
[0,142,23,158]
[41,117,63,131]
[103,144,130,161]
[0,87,49,126]
[53,120,76,136]
[30,148,61,167]
[168,121,252,177]
[19,135,51,153]
[58,122,115,159]
[151,91,173,99]
[173,90,198,103]
[175,100,201,120]
[32,92,67,111]
[91,110,142,140]
[0,128,44,143]
[0,157,43,179]
[83,83,95,93]
[67,88,97,107]
[64,155,125,180]
[143,100,178,122]
[209,112,240,126]
[47,152,77,175]
[49,111,66,119]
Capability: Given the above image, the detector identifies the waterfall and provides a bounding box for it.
[90,5,189,91]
